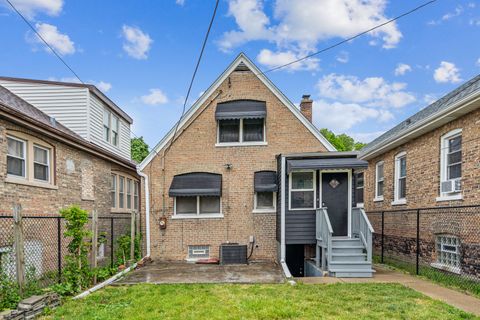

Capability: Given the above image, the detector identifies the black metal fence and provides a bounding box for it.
[367,205,480,296]
[0,213,132,289]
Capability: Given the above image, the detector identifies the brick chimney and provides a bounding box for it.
[300,94,313,122]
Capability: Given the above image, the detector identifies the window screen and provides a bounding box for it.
[176,197,197,214]
[243,118,264,142]
[256,192,274,209]
[218,119,240,142]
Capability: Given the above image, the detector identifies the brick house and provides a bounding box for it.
[359,75,480,276]
[139,54,375,277]
[0,79,139,276]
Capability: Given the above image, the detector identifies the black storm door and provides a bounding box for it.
[321,172,349,236]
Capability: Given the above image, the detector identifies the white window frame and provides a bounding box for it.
[392,152,407,205]
[354,172,364,208]
[215,118,267,147]
[33,145,50,183]
[111,115,119,147]
[118,176,125,209]
[103,108,120,148]
[103,109,111,143]
[6,135,27,179]
[111,174,117,208]
[133,181,139,210]
[431,234,461,274]
[126,178,132,209]
[253,192,277,213]
[437,129,463,201]
[374,161,384,201]
[187,245,210,261]
[289,170,316,211]
[173,196,223,219]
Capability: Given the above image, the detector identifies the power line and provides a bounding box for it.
[5,0,84,83]
[260,0,438,74]
[164,0,220,154]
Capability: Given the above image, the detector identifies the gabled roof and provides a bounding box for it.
[0,76,132,124]
[0,85,136,169]
[139,53,336,170]
[359,74,480,160]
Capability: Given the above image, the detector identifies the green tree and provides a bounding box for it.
[320,128,366,151]
[131,137,149,163]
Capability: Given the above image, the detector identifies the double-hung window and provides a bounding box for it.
[439,129,462,199]
[394,152,407,204]
[126,178,132,209]
[111,174,117,208]
[7,136,26,178]
[289,171,315,210]
[119,176,125,209]
[133,181,139,210]
[103,109,120,147]
[354,172,364,206]
[175,196,221,216]
[218,118,265,144]
[374,161,384,200]
[33,145,50,182]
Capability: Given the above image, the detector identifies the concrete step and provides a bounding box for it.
[331,253,367,262]
[330,269,376,278]
[328,261,373,271]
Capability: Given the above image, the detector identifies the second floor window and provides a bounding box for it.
[103,109,120,147]
[218,118,265,144]
[394,152,407,202]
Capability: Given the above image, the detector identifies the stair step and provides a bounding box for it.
[331,253,367,262]
[331,247,365,254]
[331,239,362,247]
[329,261,372,270]
[330,269,376,278]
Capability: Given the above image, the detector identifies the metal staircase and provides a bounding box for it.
[316,208,375,278]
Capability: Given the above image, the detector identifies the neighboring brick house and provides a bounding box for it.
[359,75,480,276]
[0,80,139,276]
[138,53,337,263]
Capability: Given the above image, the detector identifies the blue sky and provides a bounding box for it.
[0,0,479,147]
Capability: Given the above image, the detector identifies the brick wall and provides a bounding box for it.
[364,107,480,211]
[141,69,328,261]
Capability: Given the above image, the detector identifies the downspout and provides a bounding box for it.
[280,155,292,279]
[137,168,151,257]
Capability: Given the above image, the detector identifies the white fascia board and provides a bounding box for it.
[139,53,335,171]
[360,93,480,160]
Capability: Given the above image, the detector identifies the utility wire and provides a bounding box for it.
[163,0,220,154]
[5,0,84,83]
[260,0,437,74]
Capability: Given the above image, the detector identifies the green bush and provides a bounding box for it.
[0,268,42,311]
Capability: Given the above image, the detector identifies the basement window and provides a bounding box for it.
[432,235,461,274]
[188,245,210,260]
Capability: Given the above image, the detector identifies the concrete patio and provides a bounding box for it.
[114,261,285,285]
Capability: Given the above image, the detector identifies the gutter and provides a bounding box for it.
[279,155,292,279]
[137,169,151,257]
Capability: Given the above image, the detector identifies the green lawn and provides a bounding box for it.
[43,283,477,320]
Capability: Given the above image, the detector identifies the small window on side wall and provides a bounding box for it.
[439,129,462,197]
[289,171,315,210]
[394,152,407,203]
[7,136,26,178]
[175,196,221,216]
[254,192,275,212]
[354,172,364,206]
[433,234,461,274]
[375,161,384,200]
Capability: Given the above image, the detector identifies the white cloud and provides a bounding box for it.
[433,61,462,83]
[394,63,412,76]
[442,6,463,21]
[31,22,75,55]
[219,0,402,70]
[94,81,112,93]
[176,0,185,5]
[313,100,393,131]
[256,49,319,71]
[47,76,80,83]
[121,25,153,60]
[336,51,349,64]
[141,89,168,105]
[317,73,416,108]
[350,131,385,143]
[476,58,480,67]
[8,0,63,19]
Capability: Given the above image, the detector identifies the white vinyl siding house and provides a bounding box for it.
[0,78,131,160]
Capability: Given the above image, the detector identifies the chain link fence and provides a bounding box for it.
[0,210,135,291]
[367,205,480,296]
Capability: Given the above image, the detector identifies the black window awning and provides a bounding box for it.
[254,171,277,192]
[215,100,266,120]
[169,172,222,197]
[287,158,368,173]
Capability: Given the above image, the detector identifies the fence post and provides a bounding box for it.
[57,217,62,283]
[416,209,420,275]
[381,211,384,263]
[129,211,136,265]
[13,204,25,294]
[110,217,114,268]
[91,210,98,284]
